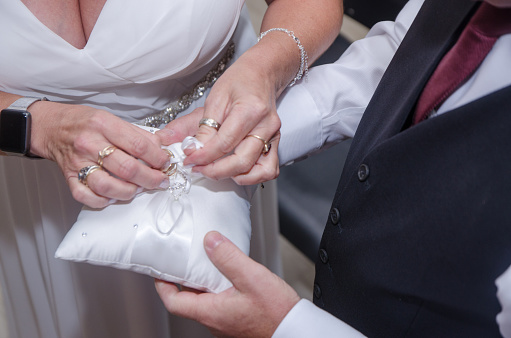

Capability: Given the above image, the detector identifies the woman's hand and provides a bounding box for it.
[157,0,342,185]
[29,100,171,208]
[158,52,282,185]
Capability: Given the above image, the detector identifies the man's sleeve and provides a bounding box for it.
[276,0,424,166]
[497,264,511,337]
[272,299,365,338]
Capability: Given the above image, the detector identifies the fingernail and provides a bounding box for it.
[185,143,196,150]
[159,178,170,189]
[162,159,172,171]
[205,231,224,251]
[136,187,144,194]
[108,199,118,205]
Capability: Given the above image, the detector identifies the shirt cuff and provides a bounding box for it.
[277,84,323,166]
[272,299,366,338]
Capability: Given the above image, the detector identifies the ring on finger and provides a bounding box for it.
[78,165,103,186]
[246,134,271,156]
[162,149,177,176]
[98,145,117,167]
[199,118,221,131]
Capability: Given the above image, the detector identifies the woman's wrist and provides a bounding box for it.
[258,28,309,87]
[244,33,304,95]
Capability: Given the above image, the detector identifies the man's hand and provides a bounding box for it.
[155,231,300,338]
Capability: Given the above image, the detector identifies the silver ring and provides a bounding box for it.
[199,118,221,131]
[78,165,102,186]
[246,134,271,155]
[98,145,117,167]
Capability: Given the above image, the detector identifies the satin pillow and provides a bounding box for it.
[55,135,254,293]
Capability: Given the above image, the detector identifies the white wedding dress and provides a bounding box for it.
[0,1,281,337]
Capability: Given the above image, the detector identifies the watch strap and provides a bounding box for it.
[7,96,48,111]
[2,96,47,158]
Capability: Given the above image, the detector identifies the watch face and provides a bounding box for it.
[0,109,31,155]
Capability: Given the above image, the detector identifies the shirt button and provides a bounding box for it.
[358,164,370,182]
[329,208,340,225]
[313,283,322,299]
[319,249,329,264]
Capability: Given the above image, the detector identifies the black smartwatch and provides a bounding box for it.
[0,96,47,157]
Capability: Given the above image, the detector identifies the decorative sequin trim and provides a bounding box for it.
[139,43,235,128]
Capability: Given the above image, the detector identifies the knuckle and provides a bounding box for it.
[90,174,110,196]
[262,166,279,181]
[268,114,282,131]
[73,134,92,154]
[129,136,150,158]
[71,187,87,204]
[88,111,109,130]
[248,100,268,117]
[116,158,139,181]
[218,134,237,155]
[236,157,254,174]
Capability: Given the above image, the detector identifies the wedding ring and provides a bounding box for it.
[78,165,102,186]
[162,149,177,176]
[246,134,271,156]
[199,118,221,131]
[97,145,117,167]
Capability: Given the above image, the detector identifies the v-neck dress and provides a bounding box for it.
[0,1,281,337]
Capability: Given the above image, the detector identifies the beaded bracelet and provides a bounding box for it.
[258,28,309,87]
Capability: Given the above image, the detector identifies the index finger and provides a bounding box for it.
[154,279,217,321]
[101,117,169,170]
[185,103,268,166]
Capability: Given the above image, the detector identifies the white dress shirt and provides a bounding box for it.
[275,0,511,336]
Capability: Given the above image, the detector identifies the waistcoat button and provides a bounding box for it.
[358,164,370,182]
[329,207,340,225]
[313,283,322,299]
[319,249,329,264]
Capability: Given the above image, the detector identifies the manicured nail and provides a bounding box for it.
[191,166,202,173]
[162,159,172,171]
[159,178,170,189]
[184,142,196,150]
[205,231,224,251]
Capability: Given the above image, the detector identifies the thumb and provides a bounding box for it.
[204,231,259,292]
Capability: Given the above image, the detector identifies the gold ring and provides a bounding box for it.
[98,145,117,166]
[162,149,177,176]
[78,165,102,186]
[199,118,221,131]
[247,134,271,156]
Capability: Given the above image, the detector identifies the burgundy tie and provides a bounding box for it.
[413,2,511,125]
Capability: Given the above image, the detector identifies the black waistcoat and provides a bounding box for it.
[313,1,511,336]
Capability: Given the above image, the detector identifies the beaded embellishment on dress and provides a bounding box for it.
[139,43,235,128]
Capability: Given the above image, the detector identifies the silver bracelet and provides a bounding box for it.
[258,28,309,87]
